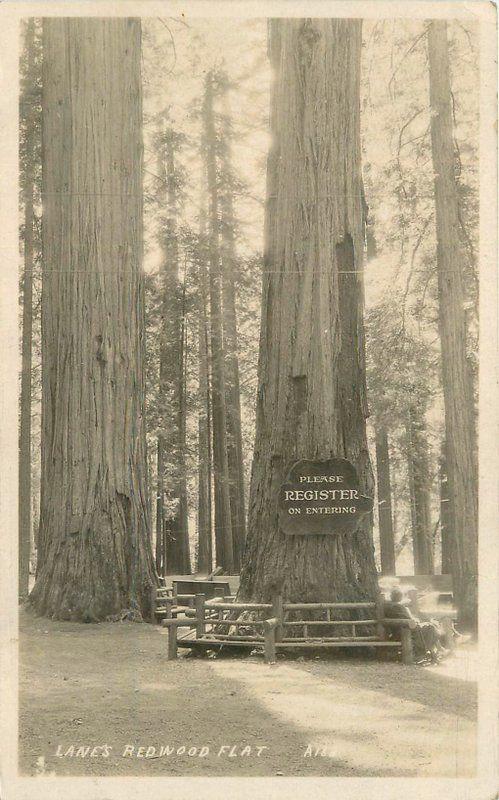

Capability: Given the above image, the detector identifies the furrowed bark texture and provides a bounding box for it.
[31,19,156,621]
[203,73,234,572]
[375,426,396,575]
[19,18,36,600]
[157,129,190,575]
[220,109,246,571]
[239,19,378,603]
[428,21,477,624]
[406,409,434,575]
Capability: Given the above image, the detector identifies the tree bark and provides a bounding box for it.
[155,441,164,575]
[220,104,246,572]
[440,437,453,574]
[428,21,477,624]
[31,19,156,621]
[203,72,234,572]
[176,282,191,572]
[406,408,434,575]
[156,125,191,575]
[239,19,378,604]
[197,208,213,573]
[19,18,36,600]
[375,426,396,574]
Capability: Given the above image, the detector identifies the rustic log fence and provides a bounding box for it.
[152,589,417,665]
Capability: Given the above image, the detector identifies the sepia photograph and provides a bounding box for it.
[0,2,497,798]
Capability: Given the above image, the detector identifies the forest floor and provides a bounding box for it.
[18,607,477,778]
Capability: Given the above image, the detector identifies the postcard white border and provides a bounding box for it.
[0,2,496,799]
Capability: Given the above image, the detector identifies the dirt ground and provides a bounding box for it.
[18,608,477,778]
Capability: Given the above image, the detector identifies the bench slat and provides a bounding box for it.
[204,602,272,611]
[284,619,377,627]
[276,641,400,648]
[280,635,379,642]
[283,602,375,611]
[176,638,401,649]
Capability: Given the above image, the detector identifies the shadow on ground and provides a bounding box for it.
[210,647,476,778]
[287,647,477,720]
[18,609,476,778]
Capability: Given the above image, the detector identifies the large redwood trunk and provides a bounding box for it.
[30,19,156,621]
[375,426,396,574]
[239,19,378,603]
[203,72,234,572]
[428,21,477,624]
[19,18,37,600]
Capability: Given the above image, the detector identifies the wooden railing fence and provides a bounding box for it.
[152,589,417,665]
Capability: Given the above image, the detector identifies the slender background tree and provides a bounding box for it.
[154,119,191,576]
[202,71,234,573]
[427,20,477,625]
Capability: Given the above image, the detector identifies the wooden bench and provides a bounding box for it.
[172,579,232,602]
[159,592,418,665]
[151,578,234,624]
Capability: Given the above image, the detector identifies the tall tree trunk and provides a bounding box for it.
[239,19,378,603]
[220,105,246,572]
[440,437,453,574]
[176,282,191,572]
[31,19,156,621]
[203,73,234,572]
[428,21,477,625]
[155,442,164,575]
[406,408,434,575]
[375,425,396,574]
[19,18,36,600]
[157,126,191,575]
[197,208,213,573]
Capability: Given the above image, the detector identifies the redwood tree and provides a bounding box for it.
[219,103,246,572]
[30,18,156,621]
[197,207,213,573]
[155,122,190,576]
[196,286,213,574]
[239,19,378,603]
[405,406,434,574]
[202,71,234,572]
[428,21,477,625]
[439,438,454,574]
[375,426,396,574]
[19,18,39,600]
